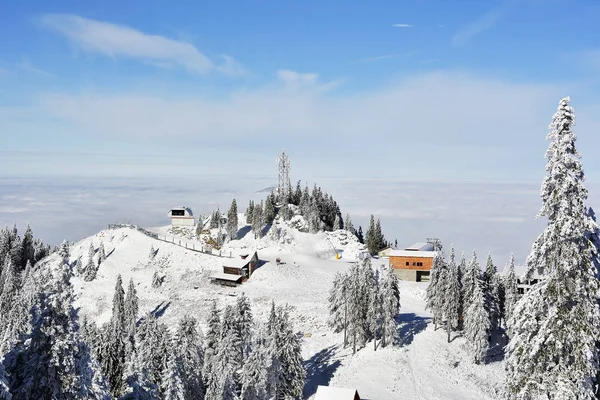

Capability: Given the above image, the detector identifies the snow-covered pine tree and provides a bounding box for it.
[380,265,400,348]
[202,301,221,388]
[226,199,239,240]
[151,271,162,288]
[464,280,489,364]
[149,245,156,260]
[463,251,480,312]
[125,278,139,332]
[308,198,320,234]
[425,253,444,330]
[344,214,354,234]
[98,242,106,263]
[505,97,600,399]
[175,315,205,400]
[161,353,186,400]
[74,256,83,276]
[272,306,305,400]
[216,305,243,393]
[327,271,349,347]
[121,349,161,400]
[19,224,34,270]
[236,293,253,359]
[100,274,127,396]
[240,332,268,400]
[245,200,254,225]
[58,239,70,262]
[443,246,460,342]
[483,253,500,331]
[263,194,276,225]
[0,256,19,327]
[367,269,381,350]
[375,218,385,252]
[365,215,376,255]
[135,313,171,395]
[333,214,341,231]
[251,204,263,239]
[503,254,518,337]
[84,243,97,282]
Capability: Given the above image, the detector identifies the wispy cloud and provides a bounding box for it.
[38,14,243,75]
[393,23,413,28]
[350,51,419,65]
[452,6,508,45]
[18,60,54,77]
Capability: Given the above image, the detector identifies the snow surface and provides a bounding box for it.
[64,219,504,399]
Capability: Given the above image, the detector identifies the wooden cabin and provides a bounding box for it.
[314,385,361,400]
[211,251,259,286]
[389,242,438,282]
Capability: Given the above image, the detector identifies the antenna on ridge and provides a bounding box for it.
[277,149,291,203]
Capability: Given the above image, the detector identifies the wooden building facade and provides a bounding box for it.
[388,242,438,282]
[211,251,259,286]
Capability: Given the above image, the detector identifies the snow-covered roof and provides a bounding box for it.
[314,385,359,400]
[405,242,434,251]
[510,264,542,280]
[389,250,438,258]
[211,273,242,282]
[167,207,193,217]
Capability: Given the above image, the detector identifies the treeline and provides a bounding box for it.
[0,224,51,275]
[0,248,306,399]
[328,257,400,354]
[425,249,517,364]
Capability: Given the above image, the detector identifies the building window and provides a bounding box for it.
[417,262,423,267]
[406,261,409,266]
[171,209,185,216]
[412,262,416,266]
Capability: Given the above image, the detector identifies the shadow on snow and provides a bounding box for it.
[396,313,431,347]
[302,345,342,399]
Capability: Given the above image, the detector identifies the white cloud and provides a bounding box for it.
[393,24,413,28]
[38,14,242,75]
[350,51,419,65]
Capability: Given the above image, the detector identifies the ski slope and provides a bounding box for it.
[62,218,504,399]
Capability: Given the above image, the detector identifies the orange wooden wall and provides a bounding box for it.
[390,256,434,270]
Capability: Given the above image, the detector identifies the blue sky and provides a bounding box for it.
[1,0,600,181]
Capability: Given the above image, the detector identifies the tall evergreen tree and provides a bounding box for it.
[356,226,364,244]
[327,272,349,348]
[483,253,500,331]
[380,265,400,348]
[175,316,205,400]
[100,274,127,396]
[245,200,255,225]
[263,195,276,225]
[98,242,106,263]
[425,254,445,329]
[251,205,263,239]
[202,301,221,389]
[19,224,34,270]
[443,247,460,342]
[226,199,239,240]
[464,280,489,364]
[344,214,355,234]
[236,293,253,359]
[505,97,600,399]
[503,254,518,338]
[365,215,376,255]
[161,353,186,400]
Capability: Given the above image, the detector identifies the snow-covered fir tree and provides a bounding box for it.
[464,280,489,364]
[226,199,239,240]
[84,243,98,282]
[344,214,354,234]
[149,245,155,260]
[245,200,255,225]
[425,253,445,330]
[161,353,186,400]
[75,256,83,275]
[100,274,127,396]
[202,301,221,389]
[174,315,205,400]
[263,194,276,225]
[251,204,263,239]
[367,269,381,350]
[380,264,400,348]
[483,253,500,331]
[135,313,171,396]
[327,272,349,347]
[98,242,106,263]
[333,214,341,230]
[58,239,70,262]
[443,246,460,342]
[0,256,19,327]
[151,271,162,288]
[365,215,377,255]
[236,293,253,359]
[503,254,518,337]
[505,97,600,399]
[463,251,480,312]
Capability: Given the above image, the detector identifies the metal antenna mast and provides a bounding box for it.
[277,149,291,202]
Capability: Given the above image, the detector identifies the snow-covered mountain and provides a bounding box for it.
[63,217,503,399]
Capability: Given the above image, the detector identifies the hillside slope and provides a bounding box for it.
[62,221,503,399]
